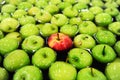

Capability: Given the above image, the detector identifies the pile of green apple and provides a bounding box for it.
[1,0,120,80]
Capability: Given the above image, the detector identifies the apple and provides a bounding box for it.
[0,37,19,56]
[73,34,96,49]
[35,10,52,23]
[48,33,73,51]
[1,4,16,13]
[95,13,112,27]
[79,21,97,36]
[49,0,62,5]
[17,2,32,11]
[0,17,19,33]
[27,0,36,5]
[92,44,116,63]
[12,9,27,19]
[28,7,41,16]
[0,30,4,39]
[95,30,116,46]
[60,24,78,37]
[73,2,88,12]
[108,22,120,36]
[77,67,107,80]
[44,4,59,14]
[57,2,71,10]
[35,0,48,9]
[32,47,56,69]
[19,16,36,25]
[114,41,120,57]
[89,6,103,15]
[63,6,78,18]
[104,7,119,17]
[0,67,9,80]
[104,1,118,8]
[105,58,120,80]
[77,0,90,4]
[5,0,23,5]
[63,0,76,4]
[68,48,93,69]
[69,17,82,25]
[0,13,10,21]
[22,35,44,54]
[116,13,120,21]
[5,32,22,43]
[49,61,77,80]
[3,49,30,72]
[51,14,68,27]
[40,23,58,37]
[13,66,43,80]
[19,23,39,38]
[90,0,104,7]
[79,10,94,21]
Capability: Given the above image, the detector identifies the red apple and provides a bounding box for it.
[48,33,73,51]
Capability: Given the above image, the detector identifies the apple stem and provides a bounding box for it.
[102,46,106,56]
[91,68,94,77]
[57,33,60,40]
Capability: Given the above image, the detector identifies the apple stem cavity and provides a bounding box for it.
[91,68,94,77]
[102,46,106,56]
[42,53,47,58]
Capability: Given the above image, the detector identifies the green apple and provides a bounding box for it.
[35,10,52,23]
[92,44,116,63]
[73,34,96,49]
[40,23,58,37]
[63,6,78,18]
[0,13,11,21]
[68,48,93,69]
[28,7,41,16]
[69,17,82,25]
[51,14,68,27]
[1,4,16,13]
[12,9,27,19]
[0,30,4,39]
[73,2,88,12]
[90,0,104,7]
[0,17,19,33]
[60,24,78,37]
[79,10,94,21]
[104,7,119,17]
[89,6,103,15]
[17,2,32,11]
[95,13,112,27]
[104,1,118,8]
[77,67,107,80]
[35,0,48,9]
[114,41,120,57]
[0,67,9,80]
[63,0,76,4]
[79,21,97,36]
[77,0,90,4]
[22,35,44,54]
[5,0,24,5]
[49,61,77,80]
[27,0,36,5]
[57,2,71,10]
[44,4,59,14]
[108,22,120,35]
[20,23,39,38]
[13,66,43,80]
[0,37,19,56]
[19,16,35,25]
[95,30,116,46]
[3,49,30,72]
[5,32,22,43]
[116,0,120,5]
[49,0,62,5]
[32,47,56,69]
[115,13,120,21]
[105,59,120,80]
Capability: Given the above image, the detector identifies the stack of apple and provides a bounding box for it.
[1,0,120,80]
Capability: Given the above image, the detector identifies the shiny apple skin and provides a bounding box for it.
[48,33,73,51]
